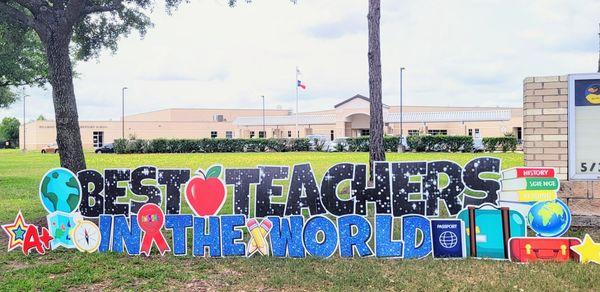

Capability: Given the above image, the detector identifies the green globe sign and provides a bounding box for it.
[39,168,82,213]
[527,199,571,237]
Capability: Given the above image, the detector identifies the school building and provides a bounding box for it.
[19,94,523,150]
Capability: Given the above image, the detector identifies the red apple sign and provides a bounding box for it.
[185,165,226,216]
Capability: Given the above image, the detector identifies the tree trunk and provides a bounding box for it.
[367,0,385,174]
[43,29,87,172]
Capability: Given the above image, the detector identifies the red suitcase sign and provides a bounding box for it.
[509,237,582,263]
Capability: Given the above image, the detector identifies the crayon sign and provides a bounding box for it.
[2,158,598,263]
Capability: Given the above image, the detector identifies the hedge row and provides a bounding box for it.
[482,136,518,152]
[114,138,310,153]
[406,135,474,152]
[113,135,519,154]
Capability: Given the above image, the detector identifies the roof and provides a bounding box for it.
[334,94,389,108]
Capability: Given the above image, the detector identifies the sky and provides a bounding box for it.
[2,0,600,122]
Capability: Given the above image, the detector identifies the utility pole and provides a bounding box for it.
[122,87,128,139]
[261,95,266,136]
[398,67,405,152]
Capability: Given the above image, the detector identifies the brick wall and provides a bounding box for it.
[523,75,600,219]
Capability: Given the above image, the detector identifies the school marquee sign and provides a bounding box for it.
[568,73,600,180]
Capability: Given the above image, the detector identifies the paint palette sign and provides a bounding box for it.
[2,160,599,264]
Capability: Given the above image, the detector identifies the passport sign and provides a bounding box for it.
[2,158,599,264]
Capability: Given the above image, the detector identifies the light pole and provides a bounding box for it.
[261,95,266,137]
[22,93,27,152]
[398,67,405,152]
[122,87,128,140]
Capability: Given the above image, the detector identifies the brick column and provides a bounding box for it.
[523,75,600,220]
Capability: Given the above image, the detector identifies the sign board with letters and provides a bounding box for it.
[2,160,598,264]
[568,73,600,180]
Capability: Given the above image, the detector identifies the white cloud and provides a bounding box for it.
[1,0,599,122]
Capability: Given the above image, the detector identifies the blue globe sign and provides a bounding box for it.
[527,199,571,237]
[39,168,82,213]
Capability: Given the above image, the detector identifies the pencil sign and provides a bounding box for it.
[2,160,592,264]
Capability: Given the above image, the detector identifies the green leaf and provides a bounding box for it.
[206,165,222,178]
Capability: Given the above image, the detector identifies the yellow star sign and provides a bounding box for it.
[570,234,600,264]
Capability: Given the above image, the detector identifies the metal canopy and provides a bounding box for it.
[386,110,512,123]
[234,110,512,126]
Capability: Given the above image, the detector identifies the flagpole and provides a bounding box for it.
[295,66,299,138]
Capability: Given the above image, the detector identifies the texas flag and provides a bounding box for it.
[296,67,307,90]
[297,80,307,90]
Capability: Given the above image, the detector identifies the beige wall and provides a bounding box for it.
[126,108,291,122]
[523,75,600,215]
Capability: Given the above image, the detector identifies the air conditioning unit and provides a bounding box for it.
[213,114,224,122]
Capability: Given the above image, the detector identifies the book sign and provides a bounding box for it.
[568,73,600,180]
[2,160,598,264]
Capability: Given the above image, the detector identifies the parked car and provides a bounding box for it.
[41,143,59,154]
[472,138,485,152]
[95,143,115,154]
[306,134,329,151]
[326,137,349,152]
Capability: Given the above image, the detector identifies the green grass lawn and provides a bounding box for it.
[1,150,599,291]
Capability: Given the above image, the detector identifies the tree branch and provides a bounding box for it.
[82,0,122,15]
[64,0,86,25]
[0,1,35,28]
[13,0,46,14]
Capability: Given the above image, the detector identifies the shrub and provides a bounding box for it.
[482,136,517,152]
[114,139,128,153]
[347,137,369,152]
[346,136,402,152]
[406,135,473,152]
[290,138,310,151]
[383,136,401,152]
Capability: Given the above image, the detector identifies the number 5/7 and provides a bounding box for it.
[581,162,598,172]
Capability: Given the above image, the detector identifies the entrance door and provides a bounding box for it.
[513,127,523,143]
[93,131,104,148]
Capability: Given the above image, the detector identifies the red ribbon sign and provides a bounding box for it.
[137,204,170,256]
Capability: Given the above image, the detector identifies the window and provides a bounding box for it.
[330,130,335,140]
[408,130,420,136]
[516,127,522,142]
[474,128,480,138]
[360,129,370,136]
[468,129,473,136]
[93,131,104,147]
[259,131,266,138]
[428,129,448,135]
[210,131,218,139]
[226,131,233,139]
[250,131,255,138]
[287,131,292,138]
